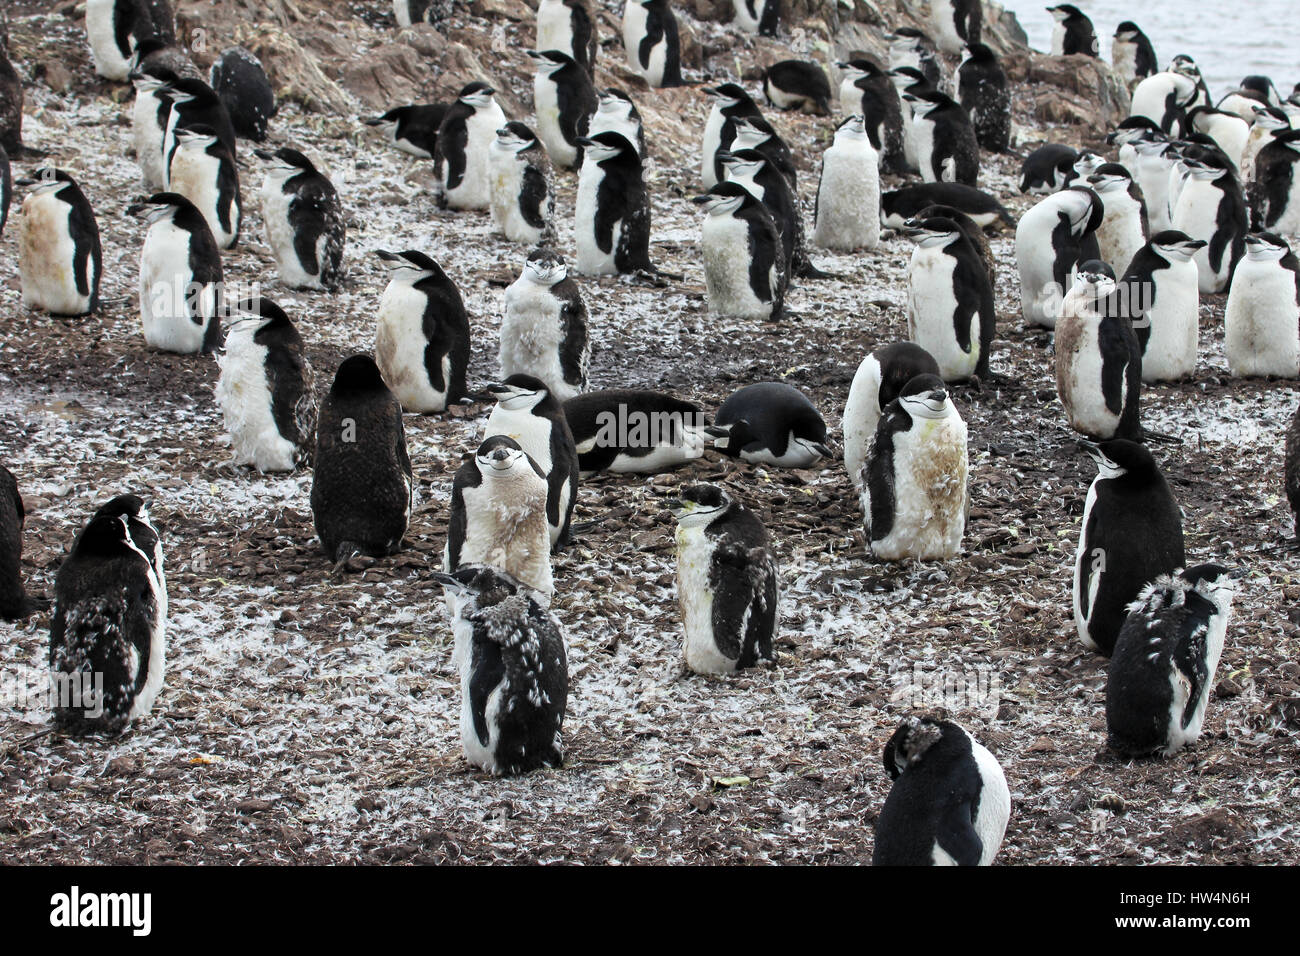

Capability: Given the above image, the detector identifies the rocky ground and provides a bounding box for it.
[0,2,1298,865]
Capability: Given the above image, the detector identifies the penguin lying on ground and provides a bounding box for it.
[564,390,708,476]
[762,60,832,115]
[707,382,831,469]
[843,343,942,490]
[1019,143,1078,195]
[881,182,1014,231]
[364,103,448,158]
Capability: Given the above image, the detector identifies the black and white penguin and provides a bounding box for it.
[873,716,1009,866]
[446,437,553,605]
[17,169,102,316]
[762,60,832,115]
[310,355,413,568]
[1170,151,1247,293]
[861,374,969,560]
[588,88,646,160]
[215,297,316,473]
[836,59,906,175]
[1130,70,1200,137]
[913,202,996,291]
[1131,138,1178,232]
[881,182,1014,231]
[255,146,344,290]
[706,381,831,468]
[1169,55,1211,109]
[501,248,588,402]
[1224,232,1300,378]
[929,0,981,55]
[1015,186,1103,328]
[49,496,166,736]
[843,343,942,489]
[0,144,10,237]
[1250,129,1300,235]
[1055,263,1143,442]
[1112,21,1157,88]
[694,181,786,321]
[1047,4,1098,57]
[536,0,598,76]
[0,22,25,154]
[732,0,778,37]
[488,122,555,246]
[126,191,222,354]
[813,114,880,252]
[1074,439,1185,656]
[129,67,176,191]
[167,126,240,250]
[720,147,826,281]
[887,28,948,93]
[1187,106,1249,175]
[86,0,174,82]
[621,0,682,88]
[1106,564,1235,758]
[434,563,567,776]
[528,49,597,170]
[1087,163,1148,277]
[433,82,507,211]
[161,77,237,176]
[1120,230,1205,383]
[668,484,778,675]
[889,65,933,174]
[0,464,37,620]
[956,43,1009,154]
[905,216,994,381]
[574,130,660,276]
[364,103,448,159]
[373,249,471,413]
[483,375,580,551]
[700,83,764,189]
[728,115,799,190]
[209,47,275,141]
[1219,77,1283,125]
[1108,115,1166,173]
[906,90,979,186]
[1242,105,1293,186]
[564,390,708,476]
[1019,143,1078,195]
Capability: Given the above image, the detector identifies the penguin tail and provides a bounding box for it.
[1139,427,1182,445]
[568,505,633,537]
[632,265,683,285]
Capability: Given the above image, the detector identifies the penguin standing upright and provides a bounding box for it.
[720,147,825,280]
[255,147,344,290]
[130,68,176,191]
[86,0,174,82]
[906,90,980,186]
[433,82,507,211]
[1112,22,1157,87]
[1016,186,1103,328]
[215,297,316,473]
[363,103,448,158]
[890,66,932,174]
[706,381,831,468]
[0,23,25,154]
[929,0,981,55]
[1224,232,1300,378]
[1074,439,1185,656]
[434,563,568,776]
[1019,143,1079,194]
[588,88,646,160]
[914,202,996,291]
[535,0,598,75]
[1132,139,1178,232]
[956,43,1009,154]
[167,126,241,249]
[732,0,778,37]
[668,484,779,675]
[310,355,413,568]
[0,464,37,620]
[836,59,907,175]
[872,716,1009,866]
[1047,4,1098,57]
[861,374,969,561]
[17,169,102,317]
[1055,264,1143,442]
[161,77,237,177]
[1187,106,1249,174]
[621,0,682,88]
[888,29,948,93]
[1106,565,1235,758]
[728,116,798,190]
[1242,105,1292,185]
[488,122,555,245]
[126,192,223,354]
[1088,163,1148,277]
[761,60,832,115]
[483,376,580,550]
[694,181,786,321]
[812,114,880,252]
[1120,231,1205,383]
[49,496,166,737]
[700,83,764,189]
[1130,71,1199,137]
[843,343,941,490]
[905,216,994,381]
[574,131,658,276]
[209,47,275,141]
[564,390,708,476]
[373,250,471,413]
[1171,152,1247,293]
[1250,129,1300,235]
[528,49,597,170]
[501,248,589,402]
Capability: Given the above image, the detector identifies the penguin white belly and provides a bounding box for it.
[19,196,89,315]
[1171,182,1231,293]
[1140,267,1199,382]
[86,0,133,81]
[907,246,979,379]
[813,144,880,251]
[701,107,724,188]
[732,0,760,34]
[970,741,1011,864]
[446,105,504,209]
[1271,185,1300,237]
[604,427,707,473]
[1130,79,1172,130]
[1205,117,1249,172]
[843,355,883,489]
[643,39,668,88]
[1015,207,1060,328]
[375,281,451,412]
[1112,43,1137,86]
[899,101,919,171]
[1138,159,1173,232]
[483,407,555,476]
[536,2,575,55]
[1059,317,1123,437]
[132,94,167,190]
[1050,22,1066,56]
[127,583,167,721]
[838,78,860,116]
[866,417,969,560]
[215,333,299,472]
[261,180,316,288]
[1095,199,1145,277]
[455,481,554,600]
[1224,260,1300,377]
[1163,612,1226,755]
[575,164,619,275]
[1242,128,1271,184]
[702,213,768,319]
[533,77,575,168]
[170,151,235,249]
[1073,480,1103,648]
[738,430,820,468]
[139,221,211,353]
[488,151,543,245]
[912,115,938,182]
[500,284,572,400]
[460,666,506,772]
[764,82,807,112]
[622,4,648,75]
[676,525,733,674]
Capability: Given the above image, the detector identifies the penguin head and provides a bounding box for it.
[1113,21,1143,41]
[896,374,954,421]
[474,435,538,479]
[168,77,221,108]
[959,43,997,68]
[704,83,752,109]
[913,205,977,234]
[1239,75,1279,103]
[885,27,929,55]
[717,147,766,182]
[882,716,948,780]
[331,355,389,396]
[17,167,74,197]
[902,216,961,249]
[254,146,320,177]
[527,49,574,75]
[1072,151,1104,180]
[834,114,868,141]
[576,131,635,165]
[1058,187,1104,237]
[521,248,569,286]
[1168,54,1201,79]
[88,494,160,562]
[729,117,776,151]
[666,484,731,529]
[1251,104,1292,131]
[72,513,140,562]
[1080,438,1156,481]
[1065,260,1118,312]
[363,107,405,134]
[887,66,930,95]
[1179,563,1237,615]
[1086,164,1133,195]
[377,249,448,284]
[1243,232,1291,262]
[174,125,222,156]
[835,60,870,84]
[1274,129,1300,155]
[126,192,198,225]
[597,88,637,119]
[93,494,152,529]
[692,181,752,217]
[432,563,533,616]
[1106,116,1165,146]
[227,297,297,346]
[457,82,496,109]
[130,69,174,95]
[1183,152,1232,182]
[488,375,550,412]
[493,122,541,154]
[1150,230,1206,263]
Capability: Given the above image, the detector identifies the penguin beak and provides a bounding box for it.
[691,194,713,206]
[429,571,466,594]
[810,442,833,460]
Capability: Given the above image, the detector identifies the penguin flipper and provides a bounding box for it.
[1172,594,1216,729]
[936,799,984,866]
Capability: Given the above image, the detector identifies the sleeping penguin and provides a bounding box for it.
[843,343,942,490]
[364,103,448,159]
[564,390,708,477]
[500,248,589,402]
[255,146,345,291]
[707,381,831,469]
[668,484,779,675]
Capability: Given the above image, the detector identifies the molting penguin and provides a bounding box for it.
[1241,105,1292,185]
[215,297,316,473]
[434,563,567,776]
[732,0,778,37]
[49,495,167,737]
[589,88,646,160]
[761,60,832,115]
[1047,4,1098,57]
[528,49,597,171]
[1223,232,1300,378]
[433,82,507,211]
[1250,129,1300,235]
[86,0,174,82]
[668,484,779,675]
[1019,143,1078,195]
[126,191,222,354]
[1087,163,1148,277]
[843,343,942,490]
[255,147,344,290]
[881,182,1014,231]
[694,181,786,321]
[310,355,413,568]
[167,126,241,249]
[17,169,102,316]
[1120,231,1205,383]
[574,130,659,276]
[130,68,176,191]
[535,0,598,75]
[720,147,826,281]
[621,0,682,88]
[706,381,831,469]
[209,47,275,141]
[906,90,979,186]
[364,103,448,159]
[1106,564,1235,758]
[128,36,199,82]
[836,59,906,175]
[501,248,589,402]
[1170,152,1247,293]
[373,250,471,413]
[957,43,1009,154]
[483,375,580,551]
[1074,439,1185,656]
[700,83,764,189]
[905,216,994,381]
[0,465,38,620]
[489,122,555,246]
[813,114,880,252]
[564,389,708,476]
[860,374,969,561]
[929,0,981,55]
[1130,71,1199,137]
[1112,22,1157,88]
[1015,185,1103,328]
[872,716,1009,866]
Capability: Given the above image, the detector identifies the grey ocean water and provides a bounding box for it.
[997,0,1300,98]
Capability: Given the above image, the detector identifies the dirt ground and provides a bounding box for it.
[1,5,1298,865]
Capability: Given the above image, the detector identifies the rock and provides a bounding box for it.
[468,0,531,20]
[233,24,352,114]
[35,60,74,94]
[1004,53,1132,131]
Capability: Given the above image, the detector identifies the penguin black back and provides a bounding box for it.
[209,47,276,141]
[0,464,37,620]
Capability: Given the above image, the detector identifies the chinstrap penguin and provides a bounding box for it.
[1223,232,1300,378]
[564,390,708,476]
[843,342,942,490]
[706,381,831,468]
[488,122,555,246]
[904,215,994,381]
[17,169,102,316]
[1015,185,1103,328]
[433,82,507,211]
[695,181,787,321]
[255,146,345,291]
[500,248,589,402]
